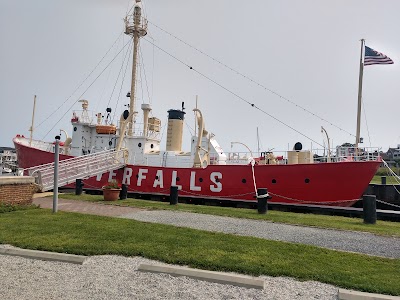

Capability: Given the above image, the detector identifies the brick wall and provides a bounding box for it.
[0,177,37,206]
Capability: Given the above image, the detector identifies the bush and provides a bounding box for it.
[0,204,39,214]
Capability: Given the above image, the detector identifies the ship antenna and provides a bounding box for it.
[125,0,147,136]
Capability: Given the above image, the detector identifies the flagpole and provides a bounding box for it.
[355,39,365,153]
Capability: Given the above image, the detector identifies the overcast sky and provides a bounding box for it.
[1,0,399,155]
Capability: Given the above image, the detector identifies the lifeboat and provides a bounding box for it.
[96,125,117,134]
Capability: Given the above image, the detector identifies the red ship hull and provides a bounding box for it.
[14,137,380,207]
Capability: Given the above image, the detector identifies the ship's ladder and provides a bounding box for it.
[24,149,129,192]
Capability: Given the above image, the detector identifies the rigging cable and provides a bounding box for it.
[138,47,145,105]
[94,54,114,114]
[184,119,195,136]
[42,39,132,140]
[159,117,168,146]
[362,97,372,148]
[151,35,155,102]
[143,37,324,148]
[112,39,134,123]
[36,32,123,130]
[148,20,355,138]
[125,0,133,16]
[139,44,152,105]
[106,36,132,110]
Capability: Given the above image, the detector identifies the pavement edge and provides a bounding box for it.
[138,263,265,289]
[0,246,86,265]
[338,288,400,300]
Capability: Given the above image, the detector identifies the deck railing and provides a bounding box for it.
[212,146,381,165]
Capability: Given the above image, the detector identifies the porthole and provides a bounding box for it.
[242,179,246,183]
[305,178,310,183]
[272,179,277,184]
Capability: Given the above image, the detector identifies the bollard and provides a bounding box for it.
[120,184,128,200]
[170,186,178,205]
[380,176,387,202]
[75,179,84,195]
[363,195,377,224]
[257,188,270,214]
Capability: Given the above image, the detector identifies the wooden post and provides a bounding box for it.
[363,195,377,224]
[75,179,83,195]
[257,188,268,214]
[170,186,178,205]
[120,184,128,200]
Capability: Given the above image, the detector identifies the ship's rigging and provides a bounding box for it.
[34,0,360,150]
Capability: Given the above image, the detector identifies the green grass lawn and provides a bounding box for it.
[0,209,399,296]
[59,193,400,237]
[371,175,399,185]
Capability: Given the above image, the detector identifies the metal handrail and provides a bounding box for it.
[26,149,128,191]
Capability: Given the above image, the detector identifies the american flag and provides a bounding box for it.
[364,46,394,66]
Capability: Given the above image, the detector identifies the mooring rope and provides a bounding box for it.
[267,191,360,204]
[250,159,258,198]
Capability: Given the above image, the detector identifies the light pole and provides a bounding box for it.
[53,135,60,213]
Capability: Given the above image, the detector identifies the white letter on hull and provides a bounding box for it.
[108,170,117,182]
[122,167,133,185]
[153,170,164,188]
[137,169,148,186]
[96,173,103,181]
[171,170,182,190]
[190,171,201,191]
[210,172,222,192]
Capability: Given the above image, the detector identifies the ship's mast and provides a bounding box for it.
[124,0,147,136]
[29,95,37,146]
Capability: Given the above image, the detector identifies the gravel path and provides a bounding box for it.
[0,248,338,300]
[121,211,400,258]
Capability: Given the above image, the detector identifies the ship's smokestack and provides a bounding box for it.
[166,109,185,151]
